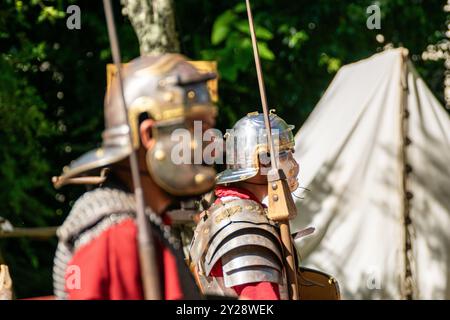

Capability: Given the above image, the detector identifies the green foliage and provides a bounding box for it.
[0,0,65,298]
[177,0,447,131]
[208,3,275,82]
[37,6,66,23]
[211,10,237,45]
[0,0,447,298]
[0,0,138,298]
[319,53,342,73]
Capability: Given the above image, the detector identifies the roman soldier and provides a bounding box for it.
[52,54,218,300]
[189,111,300,300]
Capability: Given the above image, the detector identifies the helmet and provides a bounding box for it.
[53,54,218,196]
[216,111,296,186]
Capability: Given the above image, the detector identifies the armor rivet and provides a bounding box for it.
[273,194,279,201]
[272,183,278,190]
[154,149,166,161]
[194,173,207,185]
[188,91,196,99]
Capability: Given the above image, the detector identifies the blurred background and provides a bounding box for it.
[0,0,448,298]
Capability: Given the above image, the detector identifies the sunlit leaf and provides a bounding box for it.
[258,42,275,60]
[235,20,273,40]
[211,10,237,45]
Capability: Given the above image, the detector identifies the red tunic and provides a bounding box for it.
[209,186,281,300]
[65,216,183,300]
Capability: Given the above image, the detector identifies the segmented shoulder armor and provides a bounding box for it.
[189,198,286,296]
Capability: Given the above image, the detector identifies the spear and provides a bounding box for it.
[102,0,161,299]
[245,0,299,300]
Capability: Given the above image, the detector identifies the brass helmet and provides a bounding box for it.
[53,54,218,197]
[216,111,297,188]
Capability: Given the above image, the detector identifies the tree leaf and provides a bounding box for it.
[258,42,275,60]
[211,10,237,45]
[233,3,247,13]
[235,20,273,40]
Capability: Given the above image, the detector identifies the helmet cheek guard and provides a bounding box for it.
[146,122,216,196]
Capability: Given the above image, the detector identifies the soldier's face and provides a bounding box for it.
[278,150,299,192]
[256,149,299,191]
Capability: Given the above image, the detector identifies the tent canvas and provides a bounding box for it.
[292,48,450,299]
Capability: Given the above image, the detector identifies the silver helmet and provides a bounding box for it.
[53,54,218,196]
[216,111,296,186]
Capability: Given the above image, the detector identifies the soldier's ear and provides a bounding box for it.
[139,119,155,150]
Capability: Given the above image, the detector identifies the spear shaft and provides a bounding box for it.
[102,0,161,300]
[245,0,299,300]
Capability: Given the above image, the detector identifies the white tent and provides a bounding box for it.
[292,48,450,299]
